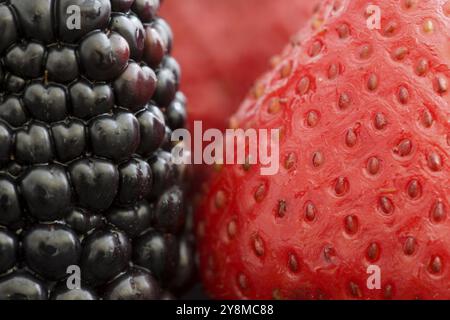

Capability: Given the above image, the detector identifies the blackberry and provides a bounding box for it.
[0,0,193,300]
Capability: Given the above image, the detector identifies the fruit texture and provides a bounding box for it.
[0,0,194,300]
[161,0,320,131]
[197,0,450,299]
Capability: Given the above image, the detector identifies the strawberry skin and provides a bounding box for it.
[161,0,319,131]
[197,0,450,299]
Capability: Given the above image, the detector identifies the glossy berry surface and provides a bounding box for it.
[198,0,450,300]
[0,0,193,300]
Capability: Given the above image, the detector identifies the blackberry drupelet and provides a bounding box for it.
[0,0,194,300]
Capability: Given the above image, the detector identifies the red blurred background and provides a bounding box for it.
[161,0,319,131]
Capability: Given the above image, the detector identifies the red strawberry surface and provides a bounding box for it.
[197,0,450,299]
[161,0,319,131]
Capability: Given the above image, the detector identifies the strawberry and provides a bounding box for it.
[197,0,450,299]
[160,0,320,131]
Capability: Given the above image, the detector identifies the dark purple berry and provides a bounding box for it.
[149,151,178,198]
[46,47,79,83]
[21,166,72,221]
[166,94,187,130]
[65,208,104,235]
[107,201,153,238]
[51,285,97,300]
[104,268,160,300]
[23,224,81,280]
[154,186,185,233]
[118,158,152,205]
[5,42,45,79]
[0,272,47,300]
[79,31,130,81]
[163,56,181,83]
[5,74,25,93]
[153,68,178,107]
[89,112,140,161]
[113,62,156,110]
[15,123,54,164]
[152,17,173,54]
[0,97,28,127]
[0,228,18,274]
[70,158,119,211]
[0,179,22,227]
[51,120,86,162]
[143,26,165,68]
[136,105,166,157]
[132,0,160,23]
[161,123,174,152]
[110,13,145,60]
[23,84,68,123]
[70,81,115,119]
[0,123,12,163]
[133,230,179,284]
[81,229,131,286]
[0,5,18,54]
[10,0,54,43]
